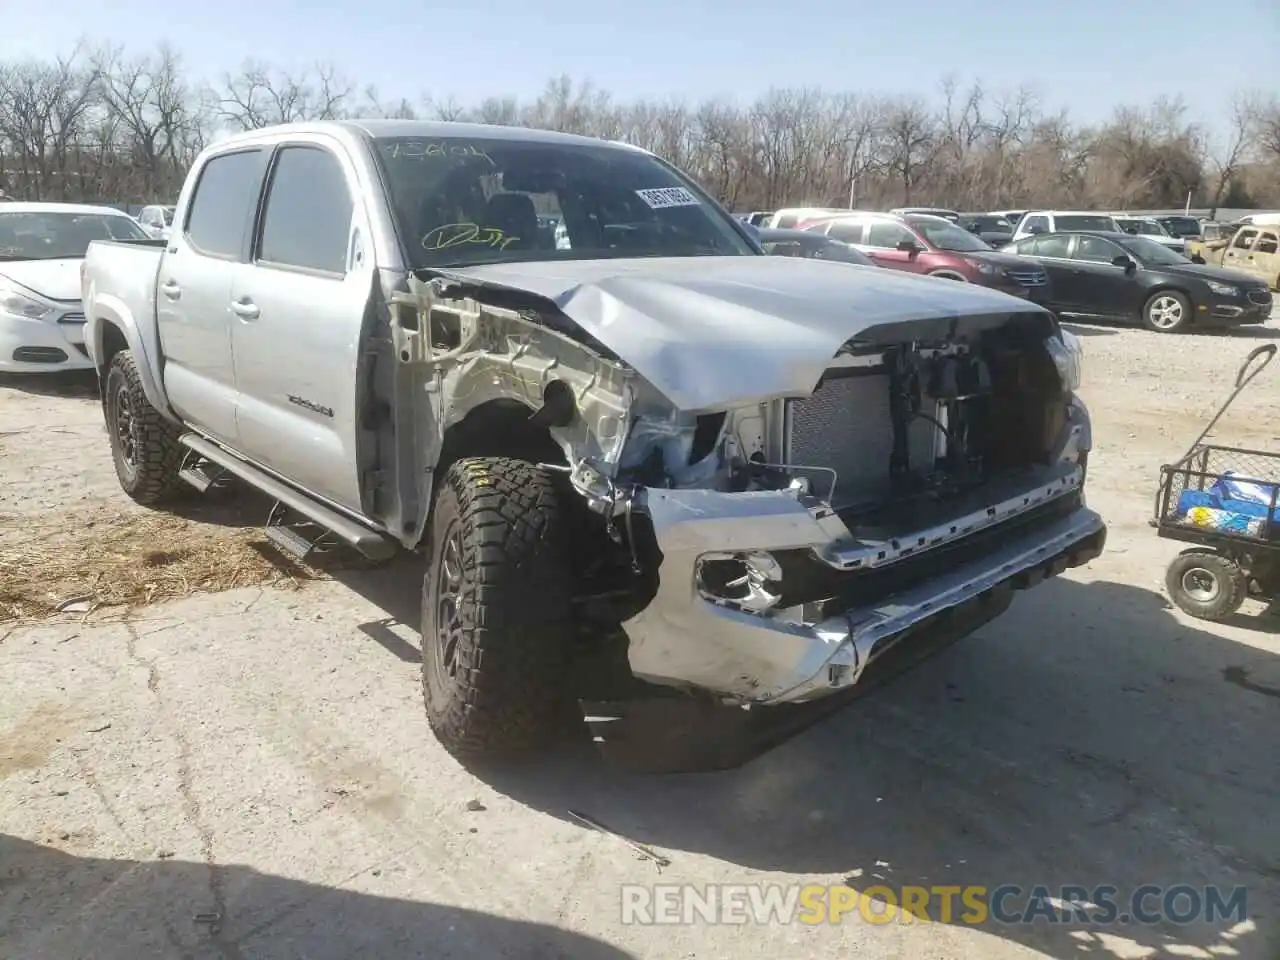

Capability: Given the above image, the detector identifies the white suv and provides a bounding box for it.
[1012,211,1121,243]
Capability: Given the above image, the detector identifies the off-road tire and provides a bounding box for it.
[1164,551,1247,621]
[104,350,185,505]
[421,457,575,760]
[1142,290,1191,333]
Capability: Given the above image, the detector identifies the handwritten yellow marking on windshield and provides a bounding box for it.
[422,223,518,251]
[387,141,494,165]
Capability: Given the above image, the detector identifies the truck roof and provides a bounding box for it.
[211,118,649,154]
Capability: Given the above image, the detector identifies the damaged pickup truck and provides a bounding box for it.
[81,120,1105,771]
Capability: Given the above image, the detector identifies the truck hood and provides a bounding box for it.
[0,258,83,303]
[433,256,1050,411]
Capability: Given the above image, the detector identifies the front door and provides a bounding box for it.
[1019,234,1074,312]
[229,138,375,513]
[862,220,924,272]
[156,147,270,446]
[1236,230,1279,288]
[1222,229,1259,276]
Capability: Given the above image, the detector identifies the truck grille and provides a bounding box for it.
[1006,269,1047,287]
[1248,289,1272,307]
[785,372,937,509]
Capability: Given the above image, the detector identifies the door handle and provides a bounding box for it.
[231,298,260,320]
[160,280,181,300]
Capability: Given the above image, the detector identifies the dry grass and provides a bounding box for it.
[0,507,334,622]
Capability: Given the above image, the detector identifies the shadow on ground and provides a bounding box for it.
[0,835,633,959]
[350,573,1277,960]
[0,370,99,398]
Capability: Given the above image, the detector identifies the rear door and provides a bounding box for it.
[157,147,270,445]
[1017,235,1073,310]
[862,220,922,272]
[1064,234,1135,319]
[228,136,376,512]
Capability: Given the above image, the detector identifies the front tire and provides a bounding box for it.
[104,350,185,505]
[421,457,575,760]
[1164,551,1247,621]
[1142,290,1191,333]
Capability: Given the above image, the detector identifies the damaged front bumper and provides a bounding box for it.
[620,462,1105,705]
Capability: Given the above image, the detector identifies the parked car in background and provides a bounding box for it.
[1004,230,1272,332]
[1,202,153,372]
[763,206,849,228]
[804,212,1050,302]
[1154,215,1204,240]
[959,213,1015,246]
[756,227,876,266]
[136,204,176,240]
[1012,211,1122,242]
[1186,223,1280,290]
[991,209,1027,228]
[1111,215,1186,253]
[889,206,959,222]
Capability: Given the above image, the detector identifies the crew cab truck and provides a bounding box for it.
[81,120,1105,772]
[1187,223,1280,291]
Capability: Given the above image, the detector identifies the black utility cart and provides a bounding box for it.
[1153,344,1280,621]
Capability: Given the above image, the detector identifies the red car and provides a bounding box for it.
[801,212,1052,303]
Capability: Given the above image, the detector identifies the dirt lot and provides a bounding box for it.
[2,320,1279,960]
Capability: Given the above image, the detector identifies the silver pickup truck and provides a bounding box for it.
[81,119,1105,771]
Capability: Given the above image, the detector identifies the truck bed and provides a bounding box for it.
[81,238,168,384]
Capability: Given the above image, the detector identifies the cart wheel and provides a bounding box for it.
[1164,551,1247,621]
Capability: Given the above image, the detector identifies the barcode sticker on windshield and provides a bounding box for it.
[635,187,701,209]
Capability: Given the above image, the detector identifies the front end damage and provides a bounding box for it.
[395,265,1105,771]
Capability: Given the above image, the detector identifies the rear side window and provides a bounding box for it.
[827,220,865,244]
[257,146,354,275]
[866,221,914,248]
[185,149,268,259]
[1034,235,1072,258]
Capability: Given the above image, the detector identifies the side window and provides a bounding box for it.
[1074,236,1121,263]
[1035,234,1072,258]
[185,149,268,259]
[1256,232,1278,255]
[1022,215,1049,235]
[257,146,354,275]
[775,213,800,228]
[826,220,865,244]
[866,221,913,248]
[1233,229,1258,250]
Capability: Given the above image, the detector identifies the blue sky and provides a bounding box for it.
[7,0,1278,138]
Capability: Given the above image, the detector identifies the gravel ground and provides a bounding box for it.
[2,317,1279,960]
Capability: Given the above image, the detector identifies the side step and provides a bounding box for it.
[177,450,230,493]
[177,433,397,562]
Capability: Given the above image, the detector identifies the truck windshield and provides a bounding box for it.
[1055,215,1119,232]
[374,136,757,268]
[0,211,149,260]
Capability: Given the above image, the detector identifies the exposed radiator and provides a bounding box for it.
[785,373,938,508]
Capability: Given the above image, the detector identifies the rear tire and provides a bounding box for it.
[1142,290,1191,333]
[1164,551,1246,621]
[421,457,575,760]
[104,350,185,505]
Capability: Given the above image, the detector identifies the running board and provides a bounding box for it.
[177,433,397,562]
[177,450,229,493]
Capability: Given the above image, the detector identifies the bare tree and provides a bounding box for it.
[1200,93,1258,217]
[4,43,1280,212]
[216,60,352,130]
